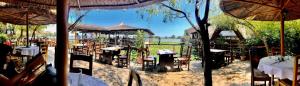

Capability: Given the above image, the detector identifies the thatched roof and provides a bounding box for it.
[186,26,252,40]
[219,0,300,21]
[72,24,108,32]
[0,5,56,25]
[106,23,154,35]
[0,0,166,9]
[185,26,216,39]
[70,23,155,35]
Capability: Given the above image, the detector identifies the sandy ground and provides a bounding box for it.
[47,47,252,86]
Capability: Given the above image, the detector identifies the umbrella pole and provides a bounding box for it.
[280,12,285,56]
[56,0,69,85]
[26,12,29,47]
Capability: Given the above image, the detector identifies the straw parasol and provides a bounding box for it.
[220,0,300,56]
[0,4,56,46]
[0,0,165,9]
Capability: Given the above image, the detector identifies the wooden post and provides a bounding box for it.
[26,11,29,47]
[280,12,285,56]
[56,0,69,86]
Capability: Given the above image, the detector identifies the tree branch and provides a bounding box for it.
[161,3,199,33]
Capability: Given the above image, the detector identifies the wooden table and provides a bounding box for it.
[101,46,122,65]
[14,46,40,63]
[157,49,176,68]
[210,49,228,68]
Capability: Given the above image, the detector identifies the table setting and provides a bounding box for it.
[258,55,297,80]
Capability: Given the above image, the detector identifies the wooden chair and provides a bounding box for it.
[118,45,131,68]
[249,46,271,86]
[128,69,142,86]
[94,43,103,61]
[277,55,300,86]
[224,51,233,65]
[69,53,93,76]
[39,43,48,61]
[0,53,46,86]
[142,46,156,71]
[177,44,192,71]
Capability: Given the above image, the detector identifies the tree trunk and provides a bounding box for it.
[199,24,212,86]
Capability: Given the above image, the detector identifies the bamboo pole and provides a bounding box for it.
[280,12,285,56]
[56,0,69,85]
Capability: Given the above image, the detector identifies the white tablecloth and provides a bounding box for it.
[101,46,121,51]
[157,49,176,55]
[68,73,107,86]
[210,49,228,53]
[258,55,297,80]
[15,46,40,56]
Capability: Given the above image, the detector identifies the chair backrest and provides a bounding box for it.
[249,46,267,70]
[13,53,46,85]
[145,46,151,57]
[187,45,192,58]
[124,45,132,58]
[128,69,142,86]
[40,43,48,55]
[69,53,93,76]
[293,55,300,86]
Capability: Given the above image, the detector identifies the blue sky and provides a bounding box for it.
[46,1,220,37]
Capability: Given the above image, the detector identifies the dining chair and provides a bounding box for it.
[249,46,271,86]
[277,55,300,86]
[224,51,233,65]
[0,53,46,86]
[94,43,103,61]
[69,53,93,76]
[39,42,48,60]
[128,69,142,86]
[118,45,131,68]
[176,44,192,71]
[142,46,156,71]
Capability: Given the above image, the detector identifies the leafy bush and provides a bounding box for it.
[135,30,145,49]
[0,33,8,43]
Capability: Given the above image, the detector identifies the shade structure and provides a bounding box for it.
[0,5,56,46]
[220,0,300,56]
[71,24,108,33]
[107,23,155,35]
[0,0,165,9]
[0,6,56,25]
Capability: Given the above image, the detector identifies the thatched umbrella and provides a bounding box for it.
[220,0,300,56]
[0,5,56,47]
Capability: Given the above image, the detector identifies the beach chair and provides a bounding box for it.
[69,53,93,76]
[277,55,300,86]
[249,46,271,86]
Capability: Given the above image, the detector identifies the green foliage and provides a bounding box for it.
[211,14,240,30]
[0,33,8,43]
[247,20,300,55]
[135,30,145,49]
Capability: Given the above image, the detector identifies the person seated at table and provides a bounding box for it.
[0,41,13,74]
